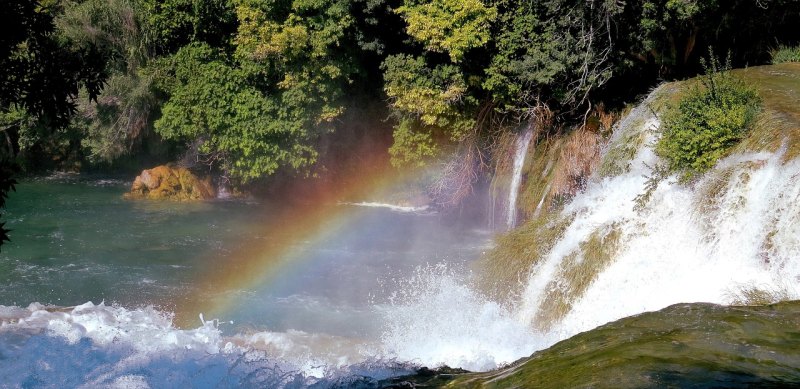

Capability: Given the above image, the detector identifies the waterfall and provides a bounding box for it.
[506,128,534,229]
[513,84,800,339]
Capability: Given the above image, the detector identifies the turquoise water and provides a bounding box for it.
[4,175,799,388]
[0,175,490,338]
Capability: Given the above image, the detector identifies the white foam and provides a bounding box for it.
[344,202,431,213]
[0,302,400,387]
[514,87,800,342]
[378,265,543,372]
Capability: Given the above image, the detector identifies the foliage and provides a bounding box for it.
[2,0,800,192]
[770,45,800,64]
[152,0,375,181]
[234,0,358,126]
[633,0,718,69]
[484,0,623,110]
[78,72,159,162]
[0,159,18,249]
[656,54,762,180]
[56,0,162,163]
[0,0,106,129]
[57,0,151,72]
[153,43,318,182]
[140,0,237,54]
[396,0,496,62]
[381,54,478,167]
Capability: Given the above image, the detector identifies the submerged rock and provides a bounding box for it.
[126,165,216,200]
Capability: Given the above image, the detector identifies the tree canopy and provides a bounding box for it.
[2,0,800,178]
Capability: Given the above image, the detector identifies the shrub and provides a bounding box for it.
[656,55,762,180]
[770,45,800,64]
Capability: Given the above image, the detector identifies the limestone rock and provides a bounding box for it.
[126,165,216,201]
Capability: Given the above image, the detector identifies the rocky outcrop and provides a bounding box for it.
[126,165,216,200]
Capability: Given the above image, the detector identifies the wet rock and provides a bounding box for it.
[126,164,216,201]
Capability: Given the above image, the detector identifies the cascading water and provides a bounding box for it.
[506,128,535,229]
[514,84,800,340]
[2,73,800,387]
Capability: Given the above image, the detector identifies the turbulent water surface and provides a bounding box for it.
[3,70,800,387]
[0,175,539,386]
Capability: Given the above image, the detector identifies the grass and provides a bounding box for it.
[731,62,800,162]
[597,127,646,177]
[770,45,800,64]
[728,285,792,306]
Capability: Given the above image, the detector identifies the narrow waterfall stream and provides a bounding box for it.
[506,128,534,229]
[1,68,800,387]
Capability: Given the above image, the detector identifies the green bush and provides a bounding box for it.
[770,45,800,64]
[656,55,762,180]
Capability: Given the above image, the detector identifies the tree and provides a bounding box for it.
[153,43,317,181]
[0,0,107,248]
[396,0,496,62]
[153,0,387,182]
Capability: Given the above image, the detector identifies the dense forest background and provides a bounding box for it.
[2,0,800,210]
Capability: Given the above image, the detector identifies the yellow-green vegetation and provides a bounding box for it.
[731,62,800,162]
[533,224,622,331]
[656,56,762,181]
[396,0,497,63]
[477,213,573,302]
[597,127,646,177]
[694,164,738,221]
[694,161,765,234]
[771,45,800,64]
[515,136,562,218]
[597,83,679,178]
[729,285,792,306]
[509,120,609,223]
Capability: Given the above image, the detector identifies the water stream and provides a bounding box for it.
[1,83,800,387]
[506,128,534,229]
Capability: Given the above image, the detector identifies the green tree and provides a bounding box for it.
[153,43,317,181]
[0,0,107,248]
[150,0,382,181]
[56,0,160,163]
[141,0,237,54]
[396,0,496,62]
[381,54,477,167]
[484,0,624,110]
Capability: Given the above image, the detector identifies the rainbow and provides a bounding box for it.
[174,149,426,327]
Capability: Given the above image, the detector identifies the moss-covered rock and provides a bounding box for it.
[126,164,216,201]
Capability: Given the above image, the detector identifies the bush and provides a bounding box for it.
[770,45,800,64]
[656,55,761,180]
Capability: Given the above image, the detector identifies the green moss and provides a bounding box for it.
[597,82,680,178]
[533,224,622,330]
[477,213,574,302]
[517,137,564,218]
[439,302,800,388]
[731,63,800,162]
[597,128,645,177]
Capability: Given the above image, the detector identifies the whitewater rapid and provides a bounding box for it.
[518,85,800,340]
[3,85,800,387]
